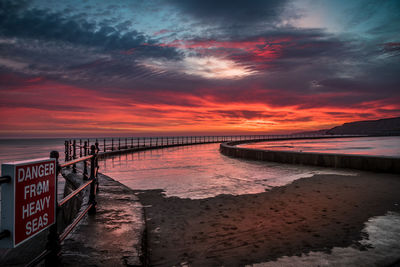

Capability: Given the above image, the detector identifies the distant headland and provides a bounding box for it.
[298,117,400,136]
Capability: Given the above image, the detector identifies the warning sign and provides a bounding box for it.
[0,158,56,248]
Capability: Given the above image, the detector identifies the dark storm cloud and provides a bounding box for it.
[317,78,361,91]
[0,101,92,112]
[214,110,267,120]
[0,0,186,93]
[230,29,349,72]
[168,0,288,26]
[381,42,400,56]
[0,0,398,116]
[0,0,180,60]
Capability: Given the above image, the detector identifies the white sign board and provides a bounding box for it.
[0,158,56,248]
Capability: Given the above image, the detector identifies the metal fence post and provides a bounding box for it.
[68,140,72,161]
[94,142,100,193]
[111,139,114,151]
[104,139,106,152]
[45,151,61,266]
[64,141,69,163]
[72,140,77,173]
[83,141,88,180]
[89,145,97,214]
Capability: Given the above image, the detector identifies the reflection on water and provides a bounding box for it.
[239,136,400,157]
[98,143,354,199]
[250,212,400,267]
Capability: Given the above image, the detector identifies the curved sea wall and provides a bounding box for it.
[220,140,400,174]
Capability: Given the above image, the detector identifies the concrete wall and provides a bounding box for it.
[220,141,400,174]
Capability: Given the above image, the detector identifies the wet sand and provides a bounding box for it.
[137,172,400,266]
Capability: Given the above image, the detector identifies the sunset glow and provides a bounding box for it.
[0,0,399,137]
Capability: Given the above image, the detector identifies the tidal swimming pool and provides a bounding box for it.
[238,136,400,157]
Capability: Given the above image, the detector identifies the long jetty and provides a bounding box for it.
[63,134,333,161]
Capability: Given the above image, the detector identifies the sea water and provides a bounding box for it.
[1,137,399,198]
[98,143,355,199]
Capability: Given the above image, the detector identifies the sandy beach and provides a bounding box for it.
[137,172,400,266]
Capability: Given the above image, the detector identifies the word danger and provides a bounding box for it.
[17,162,54,182]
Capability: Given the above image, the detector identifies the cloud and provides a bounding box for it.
[0,71,398,137]
[158,28,351,75]
[139,55,256,79]
[381,42,400,56]
[0,0,399,137]
[346,0,400,36]
[0,0,180,60]
[168,0,288,26]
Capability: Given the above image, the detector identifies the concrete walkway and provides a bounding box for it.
[60,173,145,266]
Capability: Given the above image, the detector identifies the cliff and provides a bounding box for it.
[326,117,400,135]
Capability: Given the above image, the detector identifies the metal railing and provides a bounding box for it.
[63,134,344,161]
[0,176,11,240]
[26,145,99,266]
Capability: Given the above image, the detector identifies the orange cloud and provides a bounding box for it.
[0,77,398,138]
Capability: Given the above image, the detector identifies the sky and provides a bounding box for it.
[0,0,399,138]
